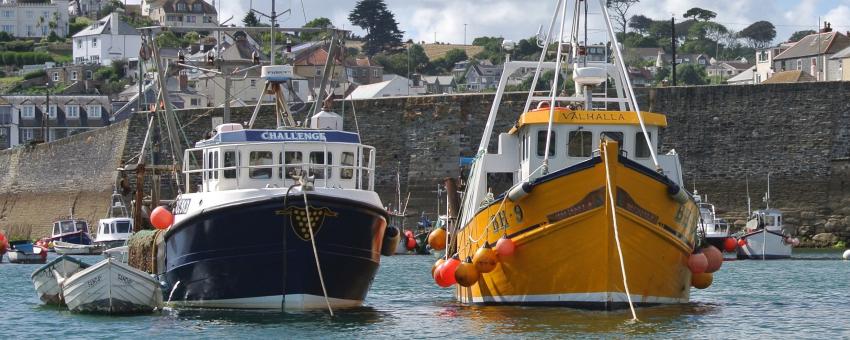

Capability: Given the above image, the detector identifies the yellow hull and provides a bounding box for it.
[455,144,699,309]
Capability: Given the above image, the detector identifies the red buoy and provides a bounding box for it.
[405,237,417,251]
[688,252,708,274]
[738,238,747,247]
[150,206,174,229]
[494,236,515,257]
[723,237,737,252]
[437,256,461,287]
[703,246,723,273]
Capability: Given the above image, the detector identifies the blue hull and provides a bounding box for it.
[163,193,388,309]
[52,232,92,245]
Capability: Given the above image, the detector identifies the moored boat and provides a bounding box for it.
[442,0,701,310]
[694,192,734,251]
[31,255,90,305]
[93,192,134,249]
[736,209,795,259]
[62,258,162,314]
[49,218,93,246]
[7,241,47,264]
[54,241,106,255]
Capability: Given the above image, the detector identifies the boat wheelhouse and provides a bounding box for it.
[694,192,732,250]
[50,219,92,245]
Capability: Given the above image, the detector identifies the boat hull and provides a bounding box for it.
[736,229,792,259]
[31,255,90,305]
[455,148,698,309]
[163,193,388,310]
[54,241,106,255]
[62,258,162,314]
[8,251,46,264]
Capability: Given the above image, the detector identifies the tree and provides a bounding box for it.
[300,17,333,41]
[242,11,260,27]
[629,15,653,34]
[788,30,815,42]
[606,0,640,36]
[739,21,776,48]
[373,43,429,76]
[683,7,717,22]
[349,0,404,56]
[676,64,707,85]
[428,48,467,74]
[155,31,184,48]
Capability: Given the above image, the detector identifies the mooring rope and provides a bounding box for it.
[302,189,334,316]
[601,142,638,321]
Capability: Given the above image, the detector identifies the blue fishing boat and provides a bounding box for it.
[49,218,93,245]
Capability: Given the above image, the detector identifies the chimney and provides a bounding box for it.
[821,21,832,33]
[179,71,188,91]
[110,12,118,34]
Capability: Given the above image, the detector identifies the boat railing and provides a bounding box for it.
[182,143,376,192]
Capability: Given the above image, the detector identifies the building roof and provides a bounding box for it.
[707,61,752,71]
[774,31,850,60]
[727,66,756,84]
[625,47,664,59]
[293,47,343,66]
[422,75,455,85]
[761,70,817,84]
[830,45,850,59]
[150,0,217,15]
[72,13,139,38]
[347,76,410,100]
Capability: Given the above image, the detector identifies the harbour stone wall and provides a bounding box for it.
[2,82,850,246]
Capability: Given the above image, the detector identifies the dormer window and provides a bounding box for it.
[193,3,202,12]
[176,2,186,12]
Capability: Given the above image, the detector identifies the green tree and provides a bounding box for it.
[683,7,717,22]
[300,17,333,41]
[373,43,429,76]
[184,31,200,45]
[606,0,640,36]
[155,31,183,48]
[629,15,653,34]
[472,36,506,64]
[676,64,707,85]
[242,11,260,27]
[739,21,776,48]
[349,0,404,56]
[428,48,467,74]
[788,30,815,42]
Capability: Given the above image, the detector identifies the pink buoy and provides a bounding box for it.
[494,236,515,257]
[688,252,708,274]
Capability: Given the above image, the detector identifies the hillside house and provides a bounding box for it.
[142,0,217,28]
[72,13,141,65]
[0,95,111,145]
[0,0,70,38]
[773,26,850,81]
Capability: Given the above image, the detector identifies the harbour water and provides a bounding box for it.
[1,250,848,338]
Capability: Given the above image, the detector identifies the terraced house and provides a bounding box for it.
[0,0,69,38]
[0,95,111,147]
[142,0,217,28]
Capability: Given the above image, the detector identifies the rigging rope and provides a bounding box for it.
[602,142,638,321]
[302,189,334,316]
[541,0,569,175]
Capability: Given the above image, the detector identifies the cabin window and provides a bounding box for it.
[249,151,274,179]
[309,151,333,179]
[115,221,131,233]
[223,151,237,178]
[568,130,592,157]
[635,132,652,158]
[53,223,59,235]
[601,131,624,151]
[764,215,776,226]
[536,131,556,157]
[341,152,355,179]
[284,151,303,179]
[76,221,88,233]
[102,223,110,234]
[207,151,219,180]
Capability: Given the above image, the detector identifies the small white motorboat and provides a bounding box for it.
[31,255,90,305]
[93,192,134,249]
[7,242,47,264]
[54,241,106,255]
[102,246,129,263]
[62,258,162,314]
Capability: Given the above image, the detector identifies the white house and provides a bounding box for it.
[347,76,425,100]
[72,13,141,66]
[142,0,217,28]
[0,0,70,38]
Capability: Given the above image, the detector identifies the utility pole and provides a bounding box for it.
[464,24,467,45]
[671,16,677,86]
[43,83,49,142]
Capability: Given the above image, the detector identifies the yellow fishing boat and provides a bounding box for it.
[445,0,701,310]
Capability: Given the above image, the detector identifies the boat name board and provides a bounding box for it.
[117,273,134,286]
[209,130,362,145]
[86,274,103,288]
[561,111,626,122]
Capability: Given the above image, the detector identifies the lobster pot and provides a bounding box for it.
[127,230,165,274]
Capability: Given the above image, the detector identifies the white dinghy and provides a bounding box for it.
[62,258,162,314]
[54,241,106,255]
[31,255,90,305]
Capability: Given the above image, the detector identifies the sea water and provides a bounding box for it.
[1,250,848,338]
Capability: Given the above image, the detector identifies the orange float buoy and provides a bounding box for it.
[494,236,515,257]
[432,258,446,278]
[691,272,713,289]
[703,246,723,273]
[472,243,498,273]
[688,252,708,274]
[405,237,417,251]
[150,206,174,229]
[723,237,737,252]
[454,257,480,287]
[738,238,747,247]
[427,227,447,251]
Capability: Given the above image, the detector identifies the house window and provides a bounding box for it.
[797,59,803,70]
[176,2,186,11]
[203,16,213,23]
[92,38,97,47]
[568,130,592,157]
[46,105,57,119]
[635,132,652,158]
[190,98,199,106]
[186,15,196,23]
[86,70,93,79]
[86,105,101,118]
[21,105,35,119]
[71,71,77,80]
[193,3,202,12]
[21,128,34,142]
[249,151,273,179]
[250,79,256,87]
[2,10,13,18]
[65,105,79,119]
[373,69,379,77]
[2,25,14,33]
[52,72,59,81]
[315,68,322,76]
[77,39,82,48]
[536,130,556,157]
[167,15,177,21]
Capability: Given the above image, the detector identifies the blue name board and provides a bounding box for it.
[197,129,361,147]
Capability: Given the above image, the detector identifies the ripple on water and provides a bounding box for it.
[2,250,850,338]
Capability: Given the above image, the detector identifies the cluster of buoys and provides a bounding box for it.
[150,206,174,230]
[403,230,417,251]
[783,237,801,246]
[687,245,724,289]
[427,227,446,251]
[430,235,516,288]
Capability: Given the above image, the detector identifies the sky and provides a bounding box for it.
[129,1,850,45]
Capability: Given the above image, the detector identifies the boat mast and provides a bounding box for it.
[746,174,752,216]
[765,172,771,210]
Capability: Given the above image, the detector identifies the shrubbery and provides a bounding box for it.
[0,51,52,66]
